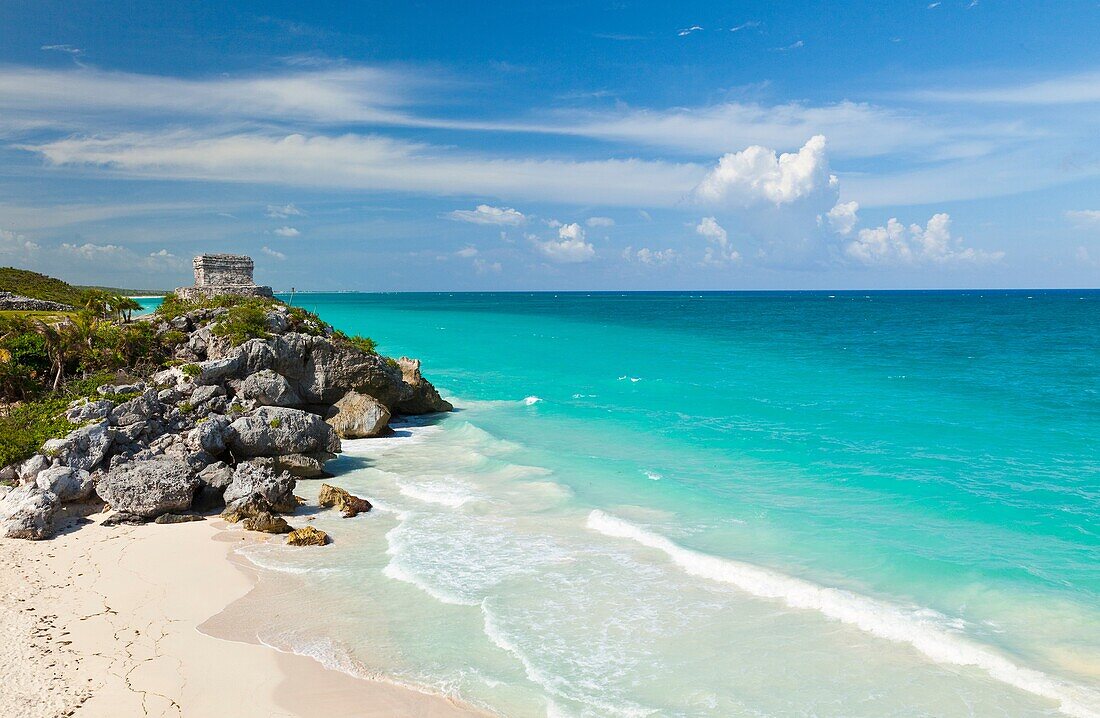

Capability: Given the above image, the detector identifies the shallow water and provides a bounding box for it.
[164,291,1099,717]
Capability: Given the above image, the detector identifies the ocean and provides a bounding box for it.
[152,291,1100,717]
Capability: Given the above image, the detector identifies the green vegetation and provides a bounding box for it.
[210,302,270,346]
[333,329,378,355]
[268,416,282,428]
[180,363,201,378]
[0,267,88,306]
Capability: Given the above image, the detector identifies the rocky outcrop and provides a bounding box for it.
[394,357,453,414]
[0,485,59,540]
[221,463,297,515]
[225,406,340,458]
[154,513,204,524]
[96,459,198,519]
[35,466,93,502]
[286,525,328,546]
[317,483,372,518]
[41,420,112,472]
[326,391,391,438]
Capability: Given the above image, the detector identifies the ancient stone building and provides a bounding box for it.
[175,254,273,301]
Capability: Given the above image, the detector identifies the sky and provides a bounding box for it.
[0,0,1098,291]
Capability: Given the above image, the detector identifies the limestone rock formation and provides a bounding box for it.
[96,459,198,518]
[225,406,340,458]
[394,357,453,414]
[221,462,298,515]
[35,465,94,502]
[40,420,113,472]
[326,391,391,438]
[0,485,60,540]
[241,511,292,534]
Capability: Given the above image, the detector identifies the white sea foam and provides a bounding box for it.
[586,510,1100,718]
[644,471,662,481]
[523,396,542,405]
[382,558,479,606]
[397,477,478,508]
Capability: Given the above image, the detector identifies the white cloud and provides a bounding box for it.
[266,202,305,218]
[473,258,502,274]
[59,242,127,261]
[775,40,805,51]
[532,223,596,263]
[586,216,615,227]
[913,71,1100,105]
[826,200,860,235]
[730,21,761,32]
[1066,210,1100,226]
[57,241,186,271]
[623,246,677,265]
[273,226,301,237]
[455,245,478,258]
[447,204,528,225]
[678,26,704,36]
[40,44,84,56]
[845,213,1004,266]
[261,245,287,260]
[692,135,837,208]
[0,229,41,261]
[696,216,741,265]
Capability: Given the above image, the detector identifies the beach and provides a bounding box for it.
[0,507,483,718]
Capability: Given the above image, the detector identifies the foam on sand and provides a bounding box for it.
[586,510,1100,718]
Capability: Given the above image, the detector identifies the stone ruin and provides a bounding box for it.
[175,254,273,301]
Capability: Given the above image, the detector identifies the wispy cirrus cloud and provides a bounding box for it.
[447,204,528,225]
[911,70,1100,105]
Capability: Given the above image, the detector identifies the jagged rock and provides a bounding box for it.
[247,453,335,478]
[394,357,453,414]
[264,311,288,334]
[188,416,229,455]
[66,398,114,423]
[286,525,329,546]
[241,511,291,534]
[0,485,10,500]
[326,391,391,438]
[97,382,145,396]
[96,458,198,518]
[153,513,204,524]
[0,464,15,482]
[0,485,59,540]
[222,462,298,514]
[17,454,50,485]
[318,483,372,518]
[35,466,93,502]
[109,389,162,426]
[190,384,225,406]
[238,369,301,407]
[41,420,112,472]
[225,406,340,458]
[192,461,232,511]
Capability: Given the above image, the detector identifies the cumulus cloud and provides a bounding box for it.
[262,246,287,260]
[455,245,478,258]
[0,228,41,260]
[845,213,1004,266]
[266,202,305,218]
[1066,209,1100,226]
[623,246,677,265]
[696,217,741,265]
[586,216,615,227]
[532,223,596,263]
[693,135,837,208]
[273,226,301,237]
[447,204,528,226]
[825,200,860,235]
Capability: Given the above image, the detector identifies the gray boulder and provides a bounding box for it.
[109,389,162,426]
[18,454,51,484]
[35,466,94,502]
[0,485,59,540]
[222,462,297,514]
[225,406,340,458]
[188,416,229,455]
[98,382,145,396]
[326,391,391,438]
[237,369,301,407]
[41,420,112,472]
[96,459,198,518]
[66,398,114,423]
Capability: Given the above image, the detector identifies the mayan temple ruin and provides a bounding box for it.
[175,253,273,301]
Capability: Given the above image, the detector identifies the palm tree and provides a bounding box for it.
[35,319,76,391]
[115,296,142,323]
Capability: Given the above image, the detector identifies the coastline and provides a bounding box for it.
[0,507,486,718]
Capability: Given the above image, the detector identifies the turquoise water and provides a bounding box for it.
[165,291,1100,716]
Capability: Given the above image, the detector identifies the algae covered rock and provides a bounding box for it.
[286,525,329,546]
[318,483,372,518]
[241,511,292,534]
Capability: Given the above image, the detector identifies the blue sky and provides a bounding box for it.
[0,0,1098,290]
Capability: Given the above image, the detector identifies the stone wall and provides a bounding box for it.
[0,291,73,312]
[193,254,254,287]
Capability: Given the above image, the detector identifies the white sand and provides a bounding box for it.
[0,508,485,717]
